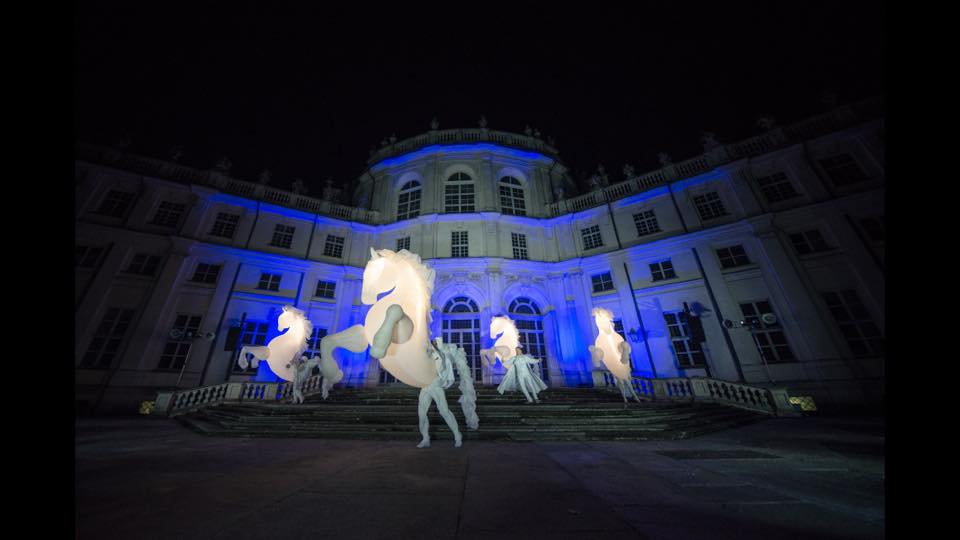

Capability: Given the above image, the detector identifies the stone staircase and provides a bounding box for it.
[177,386,769,441]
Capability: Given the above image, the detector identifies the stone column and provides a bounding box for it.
[179,191,214,239]
[198,258,242,386]
[75,242,135,355]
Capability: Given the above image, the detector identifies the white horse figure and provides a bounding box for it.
[237,305,311,382]
[286,354,344,403]
[589,307,642,404]
[479,315,519,369]
[319,247,437,389]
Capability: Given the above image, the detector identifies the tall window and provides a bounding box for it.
[315,280,336,299]
[649,259,676,281]
[789,229,832,255]
[592,272,614,293]
[210,212,240,239]
[150,201,187,228]
[157,314,203,370]
[95,190,135,218]
[451,231,469,257]
[499,176,526,215]
[257,272,281,291]
[442,297,482,382]
[510,297,549,381]
[511,232,528,259]
[822,290,884,358]
[397,180,422,220]
[633,210,661,237]
[190,263,221,284]
[75,245,104,268]
[819,154,868,187]
[716,245,751,269]
[125,254,161,276]
[396,236,411,251]
[739,301,795,363]
[323,235,345,258]
[270,224,296,249]
[693,192,728,221]
[304,326,329,362]
[581,225,603,250]
[234,321,269,373]
[444,172,475,213]
[80,308,135,369]
[663,312,706,368]
[755,172,801,203]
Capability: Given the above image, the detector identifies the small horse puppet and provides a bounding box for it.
[286,354,344,403]
[589,307,642,404]
[237,305,313,382]
[479,315,520,369]
[319,248,438,389]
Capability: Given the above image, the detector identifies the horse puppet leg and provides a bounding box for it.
[370,304,413,359]
[237,345,269,370]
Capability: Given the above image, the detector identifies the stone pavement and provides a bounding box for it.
[76,415,884,539]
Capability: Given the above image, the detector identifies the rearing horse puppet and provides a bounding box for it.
[319,247,438,388]
[589,307,643,404]
[479,315,520,369]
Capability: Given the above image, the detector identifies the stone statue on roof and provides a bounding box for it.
[258,169,272,185]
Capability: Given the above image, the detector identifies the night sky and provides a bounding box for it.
[75,2,884,197]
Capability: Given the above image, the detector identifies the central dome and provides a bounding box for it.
[367,128,560,166]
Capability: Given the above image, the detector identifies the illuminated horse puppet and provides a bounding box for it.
[589,307,642,404]
[236,305,343,393]
[479,315,520,369]
[319,248,473,446]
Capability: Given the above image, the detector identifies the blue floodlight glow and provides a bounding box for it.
[371,143,554,170]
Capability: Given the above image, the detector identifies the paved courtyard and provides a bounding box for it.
[76,414,884,539]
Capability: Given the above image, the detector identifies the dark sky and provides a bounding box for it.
[75,2,884,196]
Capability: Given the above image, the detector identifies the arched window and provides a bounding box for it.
[442,296,482,382]
[445,172,475,213]
[499,176,526,216]
[508,297,548,381]
[397,180,422,221]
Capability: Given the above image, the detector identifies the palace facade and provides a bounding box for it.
[76,98,884,414]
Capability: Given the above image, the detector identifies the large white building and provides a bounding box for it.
[75,98,884,414]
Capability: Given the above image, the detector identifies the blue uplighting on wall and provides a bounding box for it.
[371,143,554,170]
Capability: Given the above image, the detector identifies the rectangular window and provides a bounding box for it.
[75,245,104,268]
[860,216,885,242]
[210,212,241,239]
[157,314,203,371]
[396,236,411,251]
[663,312,706,368]
[257,272,281,291]
[739,301,795,363]
[397,186,422,220]
[150,201,187,228]
[755,172,801,203]
[581,225,603,250]
[234,321,269,372]
[632,210,661,237]
[499,181,527,216]
[716,245,751,269]
[124,253,161,276]
[451,231,469,258]
[649,259,676,281]
[822,290,884,358]
[591,272,614,293]
[789,229,832,255]
[95,190,135,218]
[190,263,221,284]
[315,280,336,299]
[444,183,476,213]
[80,308,135,369]
[270,224,296,249]
[819,154,868,187]
[511,232,528,260]
[323,235,345,258]
[693,191,728,221]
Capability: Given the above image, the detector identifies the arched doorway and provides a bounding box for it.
[442,296,482,383]
[509,297,549,381]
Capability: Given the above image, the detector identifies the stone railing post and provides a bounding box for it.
[153,391,175,415]
[769,387,802,417]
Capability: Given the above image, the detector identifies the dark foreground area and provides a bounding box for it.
[76,415,884,539]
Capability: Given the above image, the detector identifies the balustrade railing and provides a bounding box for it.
[366,128,559,164]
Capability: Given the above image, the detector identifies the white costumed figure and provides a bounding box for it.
[319,248,475,446]
[589,307,642,404]
[237,305,321,382]
[286,354,344,403]
[434,337,480,431]
[483,316,547,403]
[417,339,463,448]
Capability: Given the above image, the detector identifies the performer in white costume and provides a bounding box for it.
[497,346,548,403]
[417,338,463,448]
[434,337,480,431]
[589,307,643,404]
[285,354,344,403]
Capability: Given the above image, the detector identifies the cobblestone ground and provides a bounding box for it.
[76,415,884,540]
